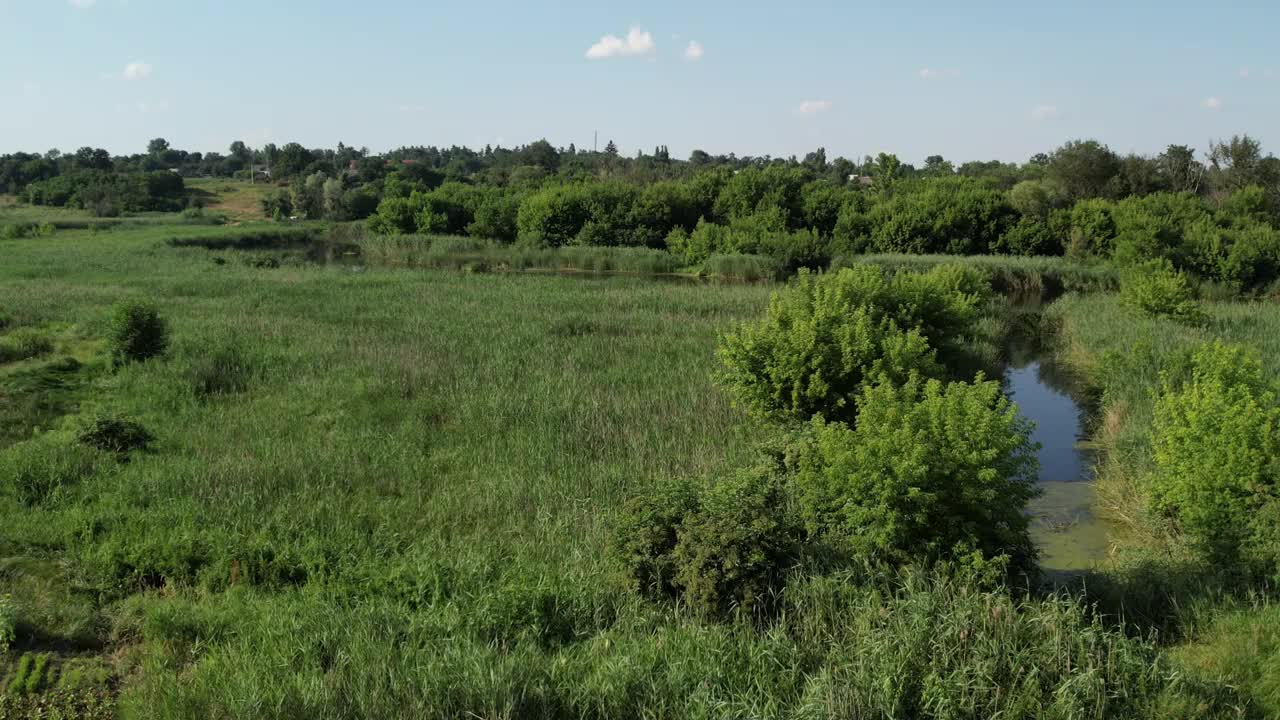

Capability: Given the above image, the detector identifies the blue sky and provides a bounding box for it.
[2,0,1277,164]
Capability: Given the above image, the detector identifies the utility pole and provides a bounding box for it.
[594,131,598,153]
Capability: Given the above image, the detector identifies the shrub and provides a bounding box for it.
[613,478,700,599]
[864,177,1018,255]
[996,212,1068,256]
[1152,341,1280,573]
[0,435,102,507]
[0,594,14,654]
[613,470,800,619]
[1,222,55,240]
[108,299,168,365]
[0,308,9,330]
[0,328,54,364]
[467,191,521,243]
[713,165,808,226]
[789,376,1039,576]
[718,264,989,425]
[1120,260,1206,323]
[1066,198,1116,257]
[671,470,800,619]
[77,415,155,456]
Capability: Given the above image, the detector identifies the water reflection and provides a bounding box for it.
[1003,330,1111,578]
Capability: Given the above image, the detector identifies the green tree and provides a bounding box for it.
[1047,139,1122,202]
[1159,144,1205,194]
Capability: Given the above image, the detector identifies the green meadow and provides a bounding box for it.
[1,206,1278,718]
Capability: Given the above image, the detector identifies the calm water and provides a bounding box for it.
[1003,344,1111,576]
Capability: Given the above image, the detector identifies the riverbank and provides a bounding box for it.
[1044,292,1280,713]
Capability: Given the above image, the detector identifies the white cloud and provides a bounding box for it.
[1239,67,1251,78]
[797,100,832,115]
[585,27,656,59]
[1030,104,1060,120]
[683,41,704,62]
[1202,96,1223,110]
[69,0,97,7]
[918,67,959,80]
[123,61,152,80]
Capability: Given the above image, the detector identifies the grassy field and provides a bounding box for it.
[185,178,275,222]
[0,206,1273,717]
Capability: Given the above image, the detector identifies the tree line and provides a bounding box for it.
[4,134,1280,290]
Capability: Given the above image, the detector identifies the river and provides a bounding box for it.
[1003,319,1111,580]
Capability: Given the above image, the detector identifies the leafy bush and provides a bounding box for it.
[0,594,14,654]
[1120,260,1206,323]
[1152,341,1280,574]
[1,222,55,240]
[0,328,54,364]
[467,190,521,242]
[24,169,185,214]
[789,377,1039,575]
[108,299,168,365]
[863,177,1018,255]
[77,415,155,456]
[517,183,640,247]
[718,264,989,425]
[1066,198,1116,257]
[996,212,1068,256]
[713,165,809,226]
[613,470,800,619]
[0,308,9,330]
[0,435,102,507]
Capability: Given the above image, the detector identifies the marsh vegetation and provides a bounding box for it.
[3,133,1280,717]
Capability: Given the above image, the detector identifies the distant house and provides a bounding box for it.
[849,174,874,187]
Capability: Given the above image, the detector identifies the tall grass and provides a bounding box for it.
[115,568,1238,719]
[843,253,1119,296]
[700,253,782,281]
[356,233,686,276]
[0,212,1268,717]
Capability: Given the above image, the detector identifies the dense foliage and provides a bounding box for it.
[790,377,1039,575]
[1152,342,1280,576]
[718,264,988,425]
[6,133,1280,288]
[613,470,799,619]
[618,264,1039,621]
[107,299,168,365]
[1120,259,1207,323]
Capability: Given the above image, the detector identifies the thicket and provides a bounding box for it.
[23,170,186,217]
[7,135,1280,292]
[1120,259,1207,322]
[1152,341,1280,578]
[352,139,1280,294]
[616,265,1041,618]
[718,264,989,425]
